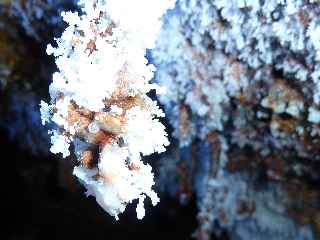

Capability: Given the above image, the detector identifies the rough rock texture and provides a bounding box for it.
[2,0,320,240]
[1,2,196,240]
[154,0,320,239]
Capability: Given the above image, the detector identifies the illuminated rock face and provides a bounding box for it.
[40,0,175,220]
[2,0,320,239]
[154,0,320,239]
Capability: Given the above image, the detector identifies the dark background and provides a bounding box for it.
[1,126,200,240]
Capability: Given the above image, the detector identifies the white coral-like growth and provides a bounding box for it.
[40,0,175,219]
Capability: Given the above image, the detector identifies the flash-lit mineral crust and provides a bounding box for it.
[154,1,320,239]
[3,0,320,239]
[41,0,175,220]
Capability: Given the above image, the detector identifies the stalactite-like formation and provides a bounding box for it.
[40,0,175,220]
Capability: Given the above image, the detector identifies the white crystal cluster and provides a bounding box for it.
[154,0,320,145]
[154,0,319,239]
[40,0,175,220]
